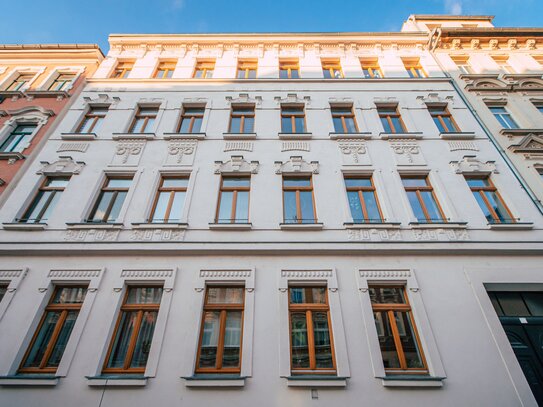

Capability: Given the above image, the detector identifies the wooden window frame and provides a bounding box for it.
[377,106,406,133]
[465,175,515,224]
[360,59,383,78]
[193,60,215,79]
[0,124,37,152]
[18,285,87,374]
[402,176,446,223]
[87,176,132,223]
[402,59,427,78]
[154,61,177,79]
[279,60,300,79]
[177,106,205,133]
[236,60,258,79]
[77,107,107,133]
[331,106,359,133]
[215,176,251,224]
[0,284,7,303]
[281,105,306,133]
[20,176,70,223]
[112,61,134,79]
[129,106,158,133]
[149,176,189,223]
[102,286,163,374]
[6,73,35,91]
[344,176,383,223]
[369,285,428,374]
[428,105,459,133]
[195,286,245,374]
[288,286,336,374]
[321,60,343,79]
[229,105,255,133]
[282,176,317,224]
[48,73,76,91]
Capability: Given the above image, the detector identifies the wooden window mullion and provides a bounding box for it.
[358,190,369,221]
[231,190,238,221]
[103,190,119,222]
[216,310,227,369]
[123,309,144,370]
[415,190,431,222]
[38,309,68,369]
[296,190,302,223]
[388,309,408,370]
[306,310,316,370]
[478,190,500,221]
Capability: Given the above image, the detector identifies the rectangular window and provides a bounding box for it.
[193,60,215,79]
[331,106,358,133]
[535,104,543,115]
[77,107,108,134]
[322,59,343,79]
[178,107,204,133]
[196,286,244,373]
[0,284,7,303]
[229,106,255,133]
[466,176,514,224]
[289,286,335,373]
[237,60,257,79]
[369,285,427,374]
[88,177,132,223]
[154,61,176,79]
[0,124,36,152]
[283,177,316,224]
[19,177,70,223]
[428,105,459,133]
[6,73,35,91]
[378,106,406,133]
[216,177,250,224]
[112,61,134,79]
[360,58,383,78]
[48,74,76,91]
[281,105,306,133]
[19,286,87,373]
[489,291,543,317]
[403,58,427,78]
[103,286,163,373]
[129,106,158,133]
[492,56,515,74]
[451,56,474,74]
[279,60,300,79]
[150,176,188,223]
[402,176,445,223]
[345,177,383,223]
[489,106,519,129]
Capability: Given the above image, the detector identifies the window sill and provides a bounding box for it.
[222,132,257,140]
[283,375,347,388]
[500,128,543,137]
[0,375,59,386]
[488,222,533,230]
[60,132,97,141]
[378,375,445,388]
[209,222,252,230]
[132,222,188,229]
[344,222,401,229]
[0,90,24,98]
[66,222,123,230]
[112,133,155,140]
[182,375,247,387]
[2,222,47,231]
[86,375,147,387]
[25,90,69,98]
[329,132,372,140]
[380,132,423,140]
[409,222,467,229]
[163,132,205,140]
[280,223,324,230]
[439,131,475,140]
[278,132,313,140]
[0,152,25,161]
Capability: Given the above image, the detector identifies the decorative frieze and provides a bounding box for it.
[448,141,479,152]
[359,270,411,279]
[130,228,185,241]
[64,229,120,242]
[199,270,252,279]
[166,139,197,166]
[121,269,174,279]
[282,141,310,152]
[281,270,333,279]
[48,269,101,279]
[112,139,146,166]
[0,270,25,279]
[412,228,470,241]
[224,141,254,152]
[347,229,402,241]
[57,143,89,153]
[389,140,425,166]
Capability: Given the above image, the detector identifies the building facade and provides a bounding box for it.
[0,44,104,198]
[0,25,542,407]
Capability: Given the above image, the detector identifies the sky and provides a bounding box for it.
[1,0,541,53]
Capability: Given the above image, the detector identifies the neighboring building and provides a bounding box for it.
[0,26,542,407]
[0,44,104,198]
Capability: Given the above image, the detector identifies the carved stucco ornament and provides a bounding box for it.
[214,155,259,174]
[37,156,85,175]
[275,156,319,174]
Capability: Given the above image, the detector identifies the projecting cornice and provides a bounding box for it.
[433,29,543,51]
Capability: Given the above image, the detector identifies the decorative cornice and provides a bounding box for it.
[120,269,174,279]
[281,270,333,279]
[199,270,252,279]
[359,270,411,279]
[48,269,101,279]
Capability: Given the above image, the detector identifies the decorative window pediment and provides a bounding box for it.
[510,134,543,158]
[226,93,262,107]
[37,156,85,175]
[214,155,259,174]
[463,75,511,93]
[274,156,319,174]
[450,156,497,175]
[82,93,120,108]
[416,93,454,106]
[274,93,310,106]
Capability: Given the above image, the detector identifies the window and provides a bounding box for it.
[489,106,519,129]
[331,106,358,133]
[0,284,7,303]
[129,106,158,133]
[193,60,215,78]
[533,55,543,69]
[402,176,445,223]
[103,286,163,373]
[178,107,204,133]
[281,105,306,133]
[283,177,316,224]
[112,61,134,79]
[19,177,70,223]
[87,177,132,223]
[229,106,255,133]
[345,177,383,223]
[465,176,514,224]
[0,124,36,152]
[322,60,343,79]
[489,292,543,317]
[196,286,244,373]
[428,105,459,133]
[403,58,427,78]
[289,286,335,373]
[279,60,300,79]
[492,56,515,74]
[535,104,543,115]
[451,56,473,74]
[237,60,257,79]
[150,176,188,223]
[19,286,87,373]
[77,107,108,134]
[216,177,250,224]
[360,58,383,78]
[48,73,76,91]
[369,285,427,374]
[154,61,176,79]
[5,73,35,91]
[378,106,406,133]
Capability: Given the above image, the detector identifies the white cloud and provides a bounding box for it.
[444,0,463,14]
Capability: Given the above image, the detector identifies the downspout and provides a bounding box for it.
[428,31,543,216]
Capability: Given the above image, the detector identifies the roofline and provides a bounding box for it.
[439,27,543,37]
[409,14,494,21]
[0,43,104,57]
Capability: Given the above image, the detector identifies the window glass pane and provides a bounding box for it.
[496,292,529,316]
[179,118,192,133]
[168,191,186,222]
[52,287,87,304]
[143,117,155,132]
[107,311,137,368]
[22,312,60,368]
[217,191,233,223]
[243,117,254,133]
[191,117,203,132]
[282,116,293,133]
[466,179,488,187]
[131,118,145,133]
[380,117,392,133]
[207,287,244,304]
[374,311,401,369]
[289,287,326,304]
[484,191,511,222]
[46,311,78,368]
[222,311,242,368]
[299,191,315,222]
[395,311,425,369]
[345,178,372,187]
[332,117,344,132]
[472,192,494,222]
[347,191,364,222]
[199,311,220,368]
[284,191,297,223]
[247,69,256,79]
[323,69,332,79]
[223,178,250,188]
[39,191,61,222]
[235,191,249,222]
[344,117,357,133]
[23,191,51,222]
[488,292,504,316]
[126,287,163,304]
[91,191,114,222]
[107,179,132,188]
[402,178,427,187]
[441,116,456,132]
[313,312,333,368]
[151,192,169,222]
[0,286,7,303]
[363,191,381,222]
[433,117,445,132]
[369,287,405,304]
[407,191,426,222]
[523,293,543,317]
[291,312,310,368]
[78,117,94,133]
[130,311,158,368]
[283,178,310,187]
[290,69,299,79]
[46,178,70,187]
[162,178,188,188]
[390,116,404,132]
[294,116,305,133]
[107,191,127,222]
[420,191,443,221]
[230,117,241,133]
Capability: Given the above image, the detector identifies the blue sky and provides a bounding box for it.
[2,0,541,52]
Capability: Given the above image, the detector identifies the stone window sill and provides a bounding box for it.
[0,90,24,98]
[66,222,123,230]
[283,375,347,388]
[163,132,205,140]
[378,375,445,388]
[86,375,148,387]
[280,223,324,230]
[278,132,313,140]
[60,132,97,141]
[380,132,423,140]
[0,152,25,161]
[2,222,47,231]
[209,222,252,230]
[344,222,401,229]
[222,132,257,140]
[409,222,467,229]
[488,222,533,230]
[25,90,69,98]
[0,375,59,386]
[182,375,247,387]
[329,132,372,140]
[112,133,155,140]
[132,222,188,229]
[500,128,543,137]
[439,131,475,140]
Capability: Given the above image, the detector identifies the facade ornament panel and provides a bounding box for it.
[57,142,89,153]
[347,229,402,242]
[338,140,370,166]
[274,94,311,106]
[450,156,498,174]
[224,141,253,152]
[37,156,85,175]
[112,138,146,165]
[526,39,537,50]
[275,156,319,174]
[470,39,481,50]
[389,139,426,166]
[489,39,499,50]
[281,141,310,152]
[166,139,197,166]
[82,93,120,108]
[130,229,185,241]
[507,39,518,50]
[447,141,479,152]
[416,93,454,105]
[214,155,259,174]
[64,229,120,242]
[226,94,262,107]
[451,39,462,50]
[412,228,470,241]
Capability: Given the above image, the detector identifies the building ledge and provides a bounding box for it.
[500,128,543,137]
[409,222,467,229]
[439,131,476,140]
[488,222,533,230]
[2,222,47,231]
[283,375,347,388]
[222,132,257,140]
[112,133,155,140]
[209,222,252,230]
[86,375,147,387]
[25,90,69,98]
[344,222,401,229]
[0,90,24,98]
[0,375,59,386]
[66,222,123,230]
[0,152,24,161]
[132,222,188,229]
[182,375,247,387]
[163,132,205,140]
[278,132,313,140]
[378,375,445,388]
[380,132,423,140]
[329,132,372,140]
[60,132,97,141]
[280,222,324,230]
